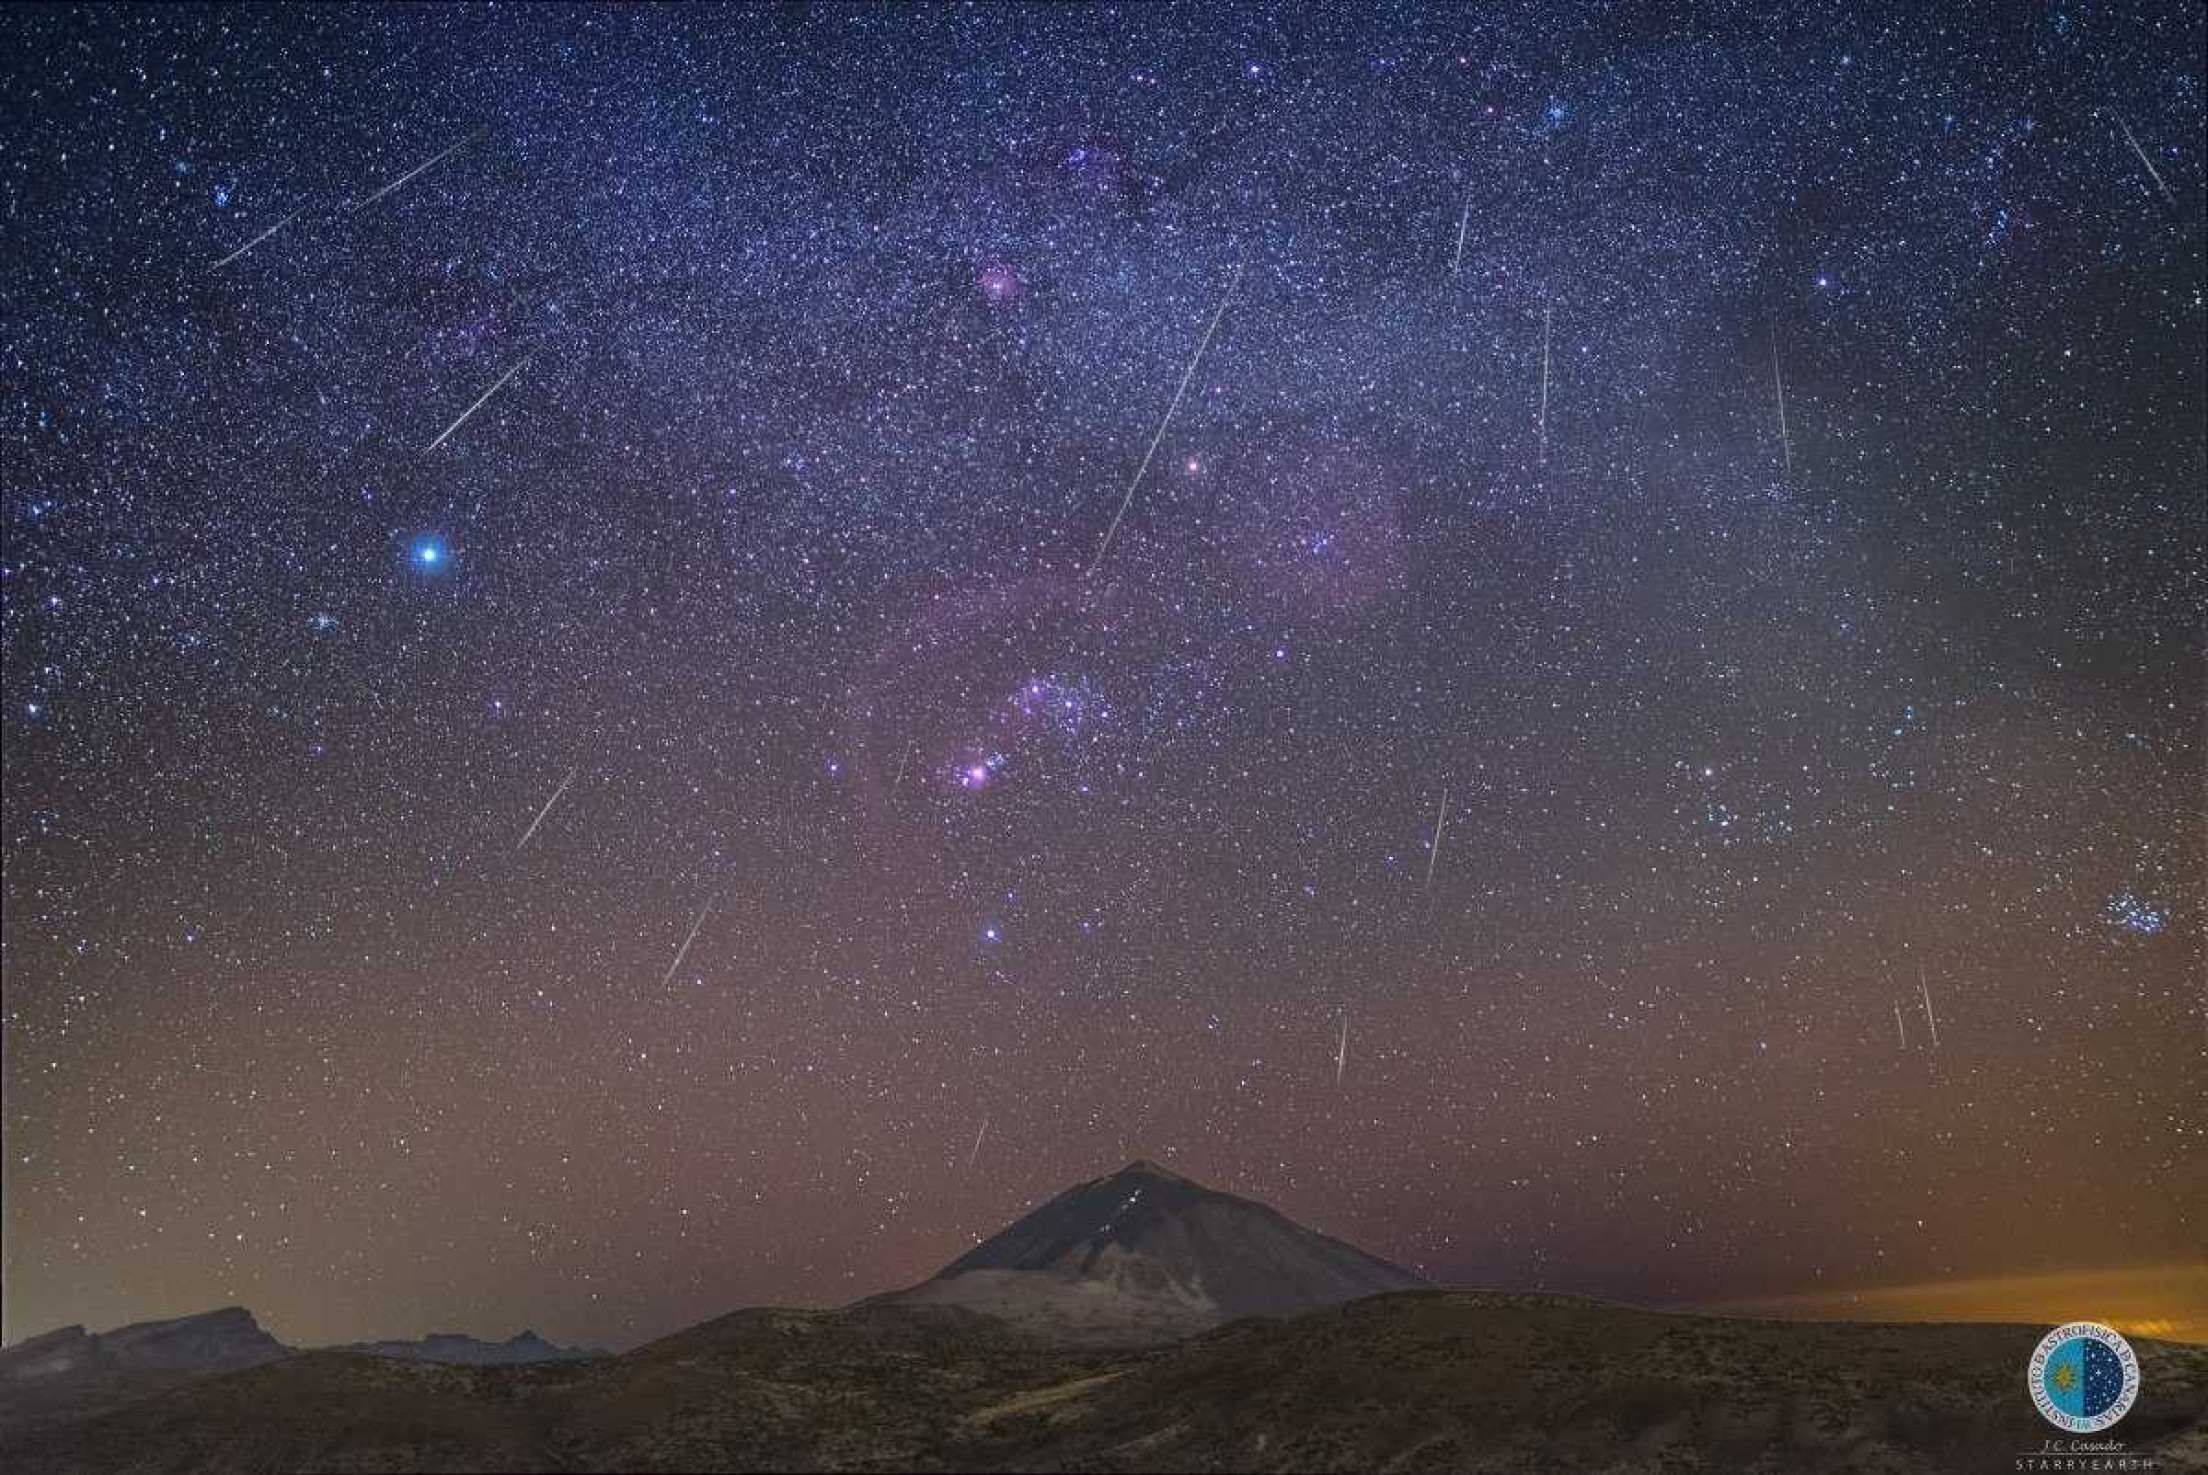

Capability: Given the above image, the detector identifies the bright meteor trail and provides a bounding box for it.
[211,206,305,269]
[1088,258,1244,576]
[516,768,577,851]
[657,894,717,989]
[353,134,473,212]
[425,355,533,452]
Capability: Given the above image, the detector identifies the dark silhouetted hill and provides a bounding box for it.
[6,1167,2205,1471]
[873,1158,1428,1344]
[4,1292,2205,1471]
[335,1329,604,1366]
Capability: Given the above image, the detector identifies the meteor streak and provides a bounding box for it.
[426,355,532,452]
[1422,785,1450,910]
[1088,258,1244,576]
[1771,328,1792,473]
[354,134,472,211]
[1538,301,1552,462]
[658,893,716,988]
[212,206,305,269]
[2109,108,2178,211]
[516,768,577,850]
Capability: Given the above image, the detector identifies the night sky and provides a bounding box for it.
[3,3,2202,1354]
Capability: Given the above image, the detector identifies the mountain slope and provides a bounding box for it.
[0,1308,287,1383]
[877,1159,1427,1343]
[0,1308,290,1433]
[334,1330,603,1366]
[972,1291,2208,1473]
[5,1293,2206,1473]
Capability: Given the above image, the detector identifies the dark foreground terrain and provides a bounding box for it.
[3,1291,2204,1474]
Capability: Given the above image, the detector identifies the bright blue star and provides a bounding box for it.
[413,539,445,568]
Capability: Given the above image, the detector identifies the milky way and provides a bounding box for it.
[3,3,2202,1350]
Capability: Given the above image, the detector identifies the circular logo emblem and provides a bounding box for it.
[2027,1322,2140,1433]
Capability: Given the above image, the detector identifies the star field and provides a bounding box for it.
[2,3,2202,1351]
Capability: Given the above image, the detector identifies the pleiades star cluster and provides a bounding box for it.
[2,2,2200,1351]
